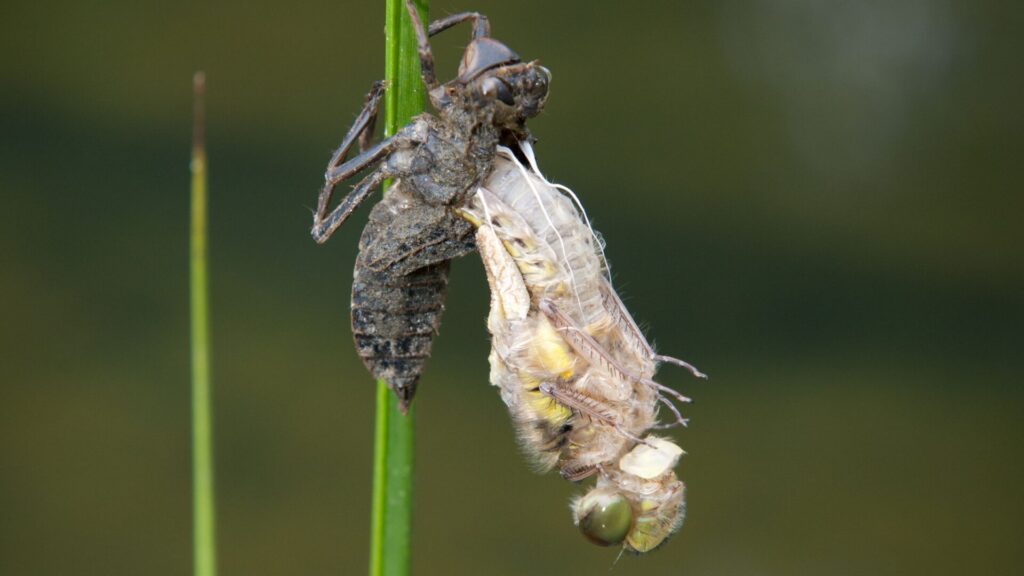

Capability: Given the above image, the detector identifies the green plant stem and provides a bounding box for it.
[191,71,217,576]
[369,2,427,576]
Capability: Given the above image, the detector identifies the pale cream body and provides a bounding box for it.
[462,148,687,553]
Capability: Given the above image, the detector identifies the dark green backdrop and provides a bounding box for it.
[2,1,1021,574]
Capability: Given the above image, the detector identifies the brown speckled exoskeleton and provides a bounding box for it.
[311,0,550,411]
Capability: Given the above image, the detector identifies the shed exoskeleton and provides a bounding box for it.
[311,0,550,411]
[461,144,705,553]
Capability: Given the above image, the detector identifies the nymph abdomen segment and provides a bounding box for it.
[351,259,451,412]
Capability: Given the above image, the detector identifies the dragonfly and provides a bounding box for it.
[460,143,705,553]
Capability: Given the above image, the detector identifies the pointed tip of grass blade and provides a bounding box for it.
[192,71,206,158]
[191,70,216,576]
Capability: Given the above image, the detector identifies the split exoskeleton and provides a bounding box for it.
[459,144,705,553]
[312,0,550,411]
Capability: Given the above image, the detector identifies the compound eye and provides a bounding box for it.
[481,77,515,106]
[575,490,633,547]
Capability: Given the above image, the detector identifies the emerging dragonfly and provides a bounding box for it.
[460,143,705,553]
[312,0,550,411]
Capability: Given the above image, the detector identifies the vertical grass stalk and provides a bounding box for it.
[191,71,217,576]
[369,2,427,576]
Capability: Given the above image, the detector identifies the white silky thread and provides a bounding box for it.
[503,148,585,318]
[513,141,613,282]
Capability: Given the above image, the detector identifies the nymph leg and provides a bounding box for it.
[312,168,389,244]
[428,11,490,39]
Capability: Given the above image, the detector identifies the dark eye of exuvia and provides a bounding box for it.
[482,77,515,106]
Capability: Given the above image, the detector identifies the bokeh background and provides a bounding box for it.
[3,1,1022,574]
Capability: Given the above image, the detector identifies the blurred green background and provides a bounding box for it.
[2,1,1022,574]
